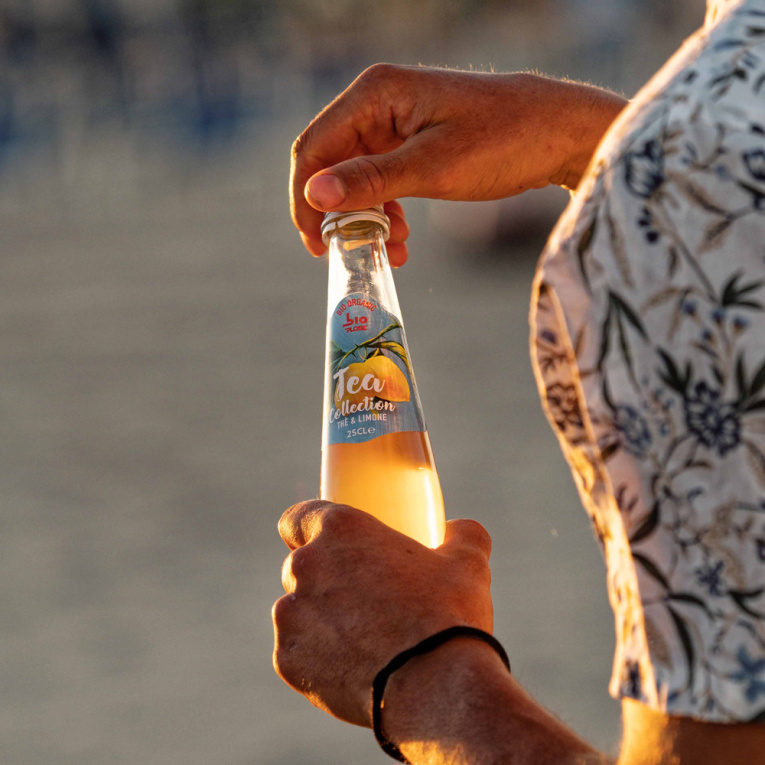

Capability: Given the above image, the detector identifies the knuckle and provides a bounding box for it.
[272,644,295,685]
[271,594,295,627]
[291,130,312,161]
[272,633,307,692]
[358,62,397,85]
[299,498,332,514]
[451,556,491,597]
[320,504,356,535]
[289,545,314,577]
[452,542,491,580]
[279,499,329,535]
[281,554,294,591]
[459,544,490,573]
[355,157,388,197]
[291,135,302,161]
[463,518,492,546]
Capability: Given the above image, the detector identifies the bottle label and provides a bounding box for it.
[326,293,425,445]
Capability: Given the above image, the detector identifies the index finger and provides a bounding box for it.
[278,499,334,550]
[289,99,370,257]
[289,69,408,254]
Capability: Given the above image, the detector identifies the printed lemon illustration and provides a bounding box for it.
[364,355,410,402]
[333,355,410,407]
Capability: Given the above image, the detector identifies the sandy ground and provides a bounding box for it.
[0,121,622,764]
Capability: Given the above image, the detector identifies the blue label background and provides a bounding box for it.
[327,294,425,445]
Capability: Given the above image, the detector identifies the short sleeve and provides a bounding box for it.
[531,11,765,722]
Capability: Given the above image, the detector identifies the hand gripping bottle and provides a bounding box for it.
[320,206,446,548]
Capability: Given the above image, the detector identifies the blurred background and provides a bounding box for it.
[0,1,705,763]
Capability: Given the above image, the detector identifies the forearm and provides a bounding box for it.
[382,637,612,765]
[530,75,627,191]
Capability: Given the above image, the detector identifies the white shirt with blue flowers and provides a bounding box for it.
[532,0,765,722]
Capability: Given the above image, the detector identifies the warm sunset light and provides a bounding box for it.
[8,3,748,765]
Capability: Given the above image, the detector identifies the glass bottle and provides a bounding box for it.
[320,206,446,548]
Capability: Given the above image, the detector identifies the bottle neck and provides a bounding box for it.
[326,222,401,318]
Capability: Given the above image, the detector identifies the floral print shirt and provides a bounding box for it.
[531,0,765,722]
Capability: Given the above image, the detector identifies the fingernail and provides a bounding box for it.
[306,174,346,208]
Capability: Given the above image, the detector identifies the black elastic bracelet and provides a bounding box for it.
[371,625,511,764]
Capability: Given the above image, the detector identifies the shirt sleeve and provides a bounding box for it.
[530,18,765,722]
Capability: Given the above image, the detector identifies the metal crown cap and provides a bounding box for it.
[320,205,391,245]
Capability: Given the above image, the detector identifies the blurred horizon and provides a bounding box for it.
[0,0,703,224]
[0,3,705,764]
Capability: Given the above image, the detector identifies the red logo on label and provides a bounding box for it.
[342,312,368,333]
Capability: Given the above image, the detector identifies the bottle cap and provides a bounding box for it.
[320,205,391,245]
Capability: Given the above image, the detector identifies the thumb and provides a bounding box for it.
[305,140,435,212]
[440,519,492,562]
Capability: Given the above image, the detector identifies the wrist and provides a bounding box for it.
[381,636,601,765]
[382,637,508,763]
[540,77,628,191]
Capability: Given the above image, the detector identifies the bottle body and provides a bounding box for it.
[320,212,445,548]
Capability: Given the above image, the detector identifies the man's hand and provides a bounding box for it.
[271,502,605,764]
[290,64,627,264]
[272,499,493,727]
